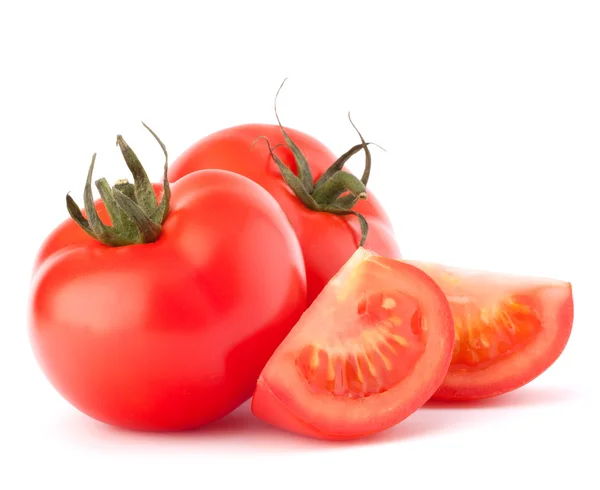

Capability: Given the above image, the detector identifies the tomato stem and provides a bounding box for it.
[257,80,382,247]
[311,171,367,204]
[66,123,171,246]
[274,79,314,193]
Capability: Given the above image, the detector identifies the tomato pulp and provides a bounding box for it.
[30,137,307,430]
[168,123,400,304]
[252,248,454,440]
[408,262,574,400]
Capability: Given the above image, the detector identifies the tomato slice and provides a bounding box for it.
[251,248,454,440]
[407,261,574,401]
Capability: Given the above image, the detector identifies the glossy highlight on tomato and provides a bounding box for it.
[29,135,307,431]
[251,248,454,440]
[407,261,574,400]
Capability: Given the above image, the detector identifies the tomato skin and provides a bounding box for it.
[406,261,575,401]
[251,249,455,440]
[29,170,307,430]
[168,124,401,304]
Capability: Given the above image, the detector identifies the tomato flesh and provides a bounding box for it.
[252,248,454,440]
[407,261,574,400]
[450,293,542,370]
[296,289,427,399]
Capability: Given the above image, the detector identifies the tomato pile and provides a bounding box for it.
[29,84,574,440]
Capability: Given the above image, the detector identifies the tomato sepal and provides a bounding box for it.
[66,123,170,246]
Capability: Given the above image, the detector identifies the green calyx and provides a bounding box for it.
[256,79,382,247]
[66,123,171,247]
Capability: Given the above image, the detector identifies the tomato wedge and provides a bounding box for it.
[251,248,454,440]
[407,261,574,401]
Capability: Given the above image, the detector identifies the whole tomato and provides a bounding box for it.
[168,85,400,303]
[29,125,307,431]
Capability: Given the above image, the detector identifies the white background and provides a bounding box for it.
[1,1,599,489]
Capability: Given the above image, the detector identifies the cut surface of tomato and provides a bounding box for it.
[251,248,454,440]
[407,261,574,401]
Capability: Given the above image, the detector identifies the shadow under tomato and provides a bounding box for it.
[57,385,578,451]
[58,401,335,453]
[58,400,457,452]
[189,402,463,449]
[423,385,579,410]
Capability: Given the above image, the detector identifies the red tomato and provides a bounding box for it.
[407,261,574,400]
[29,131,307,431]
[251,248,454,440]
[168,119,400,304]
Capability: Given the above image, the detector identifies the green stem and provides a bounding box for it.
[274,79,314,192]
[83,154,128,246]
[66,124,171,247]
[311,172,367,205]
[95,178,122,229]
[258,82,383,249]
[113,189,162,243]
[115,135,157,214]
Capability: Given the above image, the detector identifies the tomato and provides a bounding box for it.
[406,261,574,400]
[29,128,307,431]
[251,248,454,440]
[168,89,400,304]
